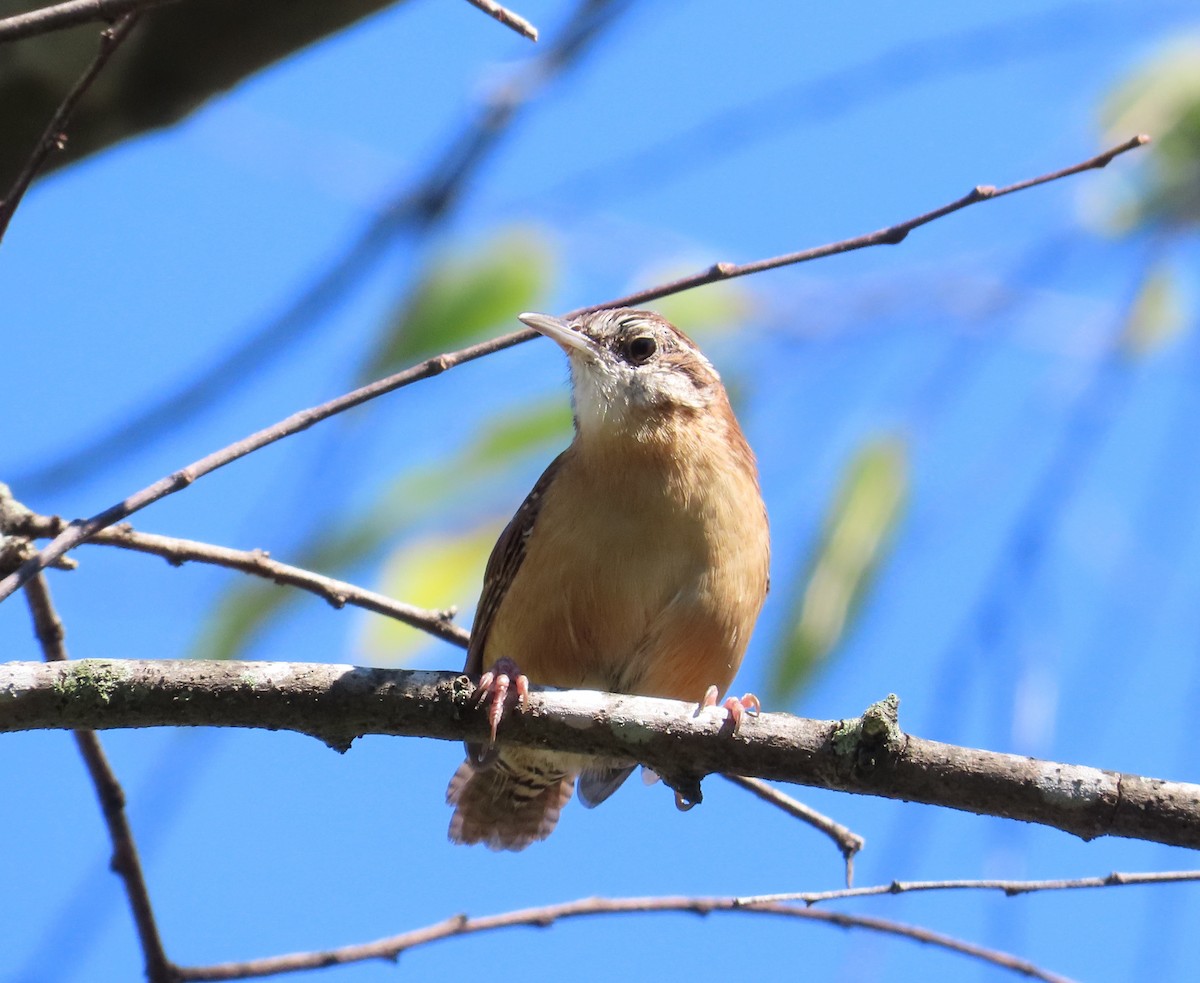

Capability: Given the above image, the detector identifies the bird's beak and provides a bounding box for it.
[518,312,596,356]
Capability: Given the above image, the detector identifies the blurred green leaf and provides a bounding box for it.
[187,505,413,663]
[307,466,463,571]
[1100,39,1200,230]
[1121,264,1187,358]
[188,467,477,663]
[362,524,499,663]
[192,399,571,662]
[772,436,908,702]
[469,398,572,467]
[187,481,440,662]
[191,580,292,662]
[363,228,553,378]
[651,275,753,337]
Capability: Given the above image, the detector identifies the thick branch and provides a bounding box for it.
[3,659,1198,851]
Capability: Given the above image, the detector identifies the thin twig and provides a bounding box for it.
[738,869,1200,907]
[0,135,1149,604]
[98,524,470,647]
[0,0,170,42]
[0,13,140,244]
[462,0,538,41]
[13,510,468,648]
[585,134,1152,311]
[23,575,176,983]
[170,893,1070,983]
[723,774,864,885]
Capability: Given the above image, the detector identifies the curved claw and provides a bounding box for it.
[722,692,761,735]
[473,657,529,745]
[698,686,761,735]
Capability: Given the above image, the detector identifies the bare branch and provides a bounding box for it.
[462,0,538,41]
[722,774,864,884]
[739,869,1200,906]
[0,13,140,243]
[4,660,1200,851]
[96,524,470,646]
[0,0,170,42]
[584,134,1152,312]
[12,509,468,648]
[172,893,1070,983]
[0,136,1149,603]
[22,582,176,983]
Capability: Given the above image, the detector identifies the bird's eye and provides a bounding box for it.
[623,335,657,365]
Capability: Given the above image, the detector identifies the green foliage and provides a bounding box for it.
[771,436,908,702]
[651,277,753,337]
[1121,263,1187,358]
[362,525,499,662]
[1101,39,1200,230]
[192,399,571,662]
[470,399,573,467]
[362,229,553,378]
[192,581,289,663]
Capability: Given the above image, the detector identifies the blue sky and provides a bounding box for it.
[3,1,1200,981]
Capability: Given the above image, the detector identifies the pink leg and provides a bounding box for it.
[700,685,761,735]
[474,657,530,744]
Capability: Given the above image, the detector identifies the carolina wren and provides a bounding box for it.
[447,308,770,850]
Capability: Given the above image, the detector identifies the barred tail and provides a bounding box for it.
[447,751,576,851]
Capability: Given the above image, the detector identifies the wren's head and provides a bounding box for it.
[518,308,725,441]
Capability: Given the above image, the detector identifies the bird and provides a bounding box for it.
[446,307,770,851]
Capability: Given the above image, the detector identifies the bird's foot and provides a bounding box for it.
[474,658,530,745]
[700,685,761,735]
